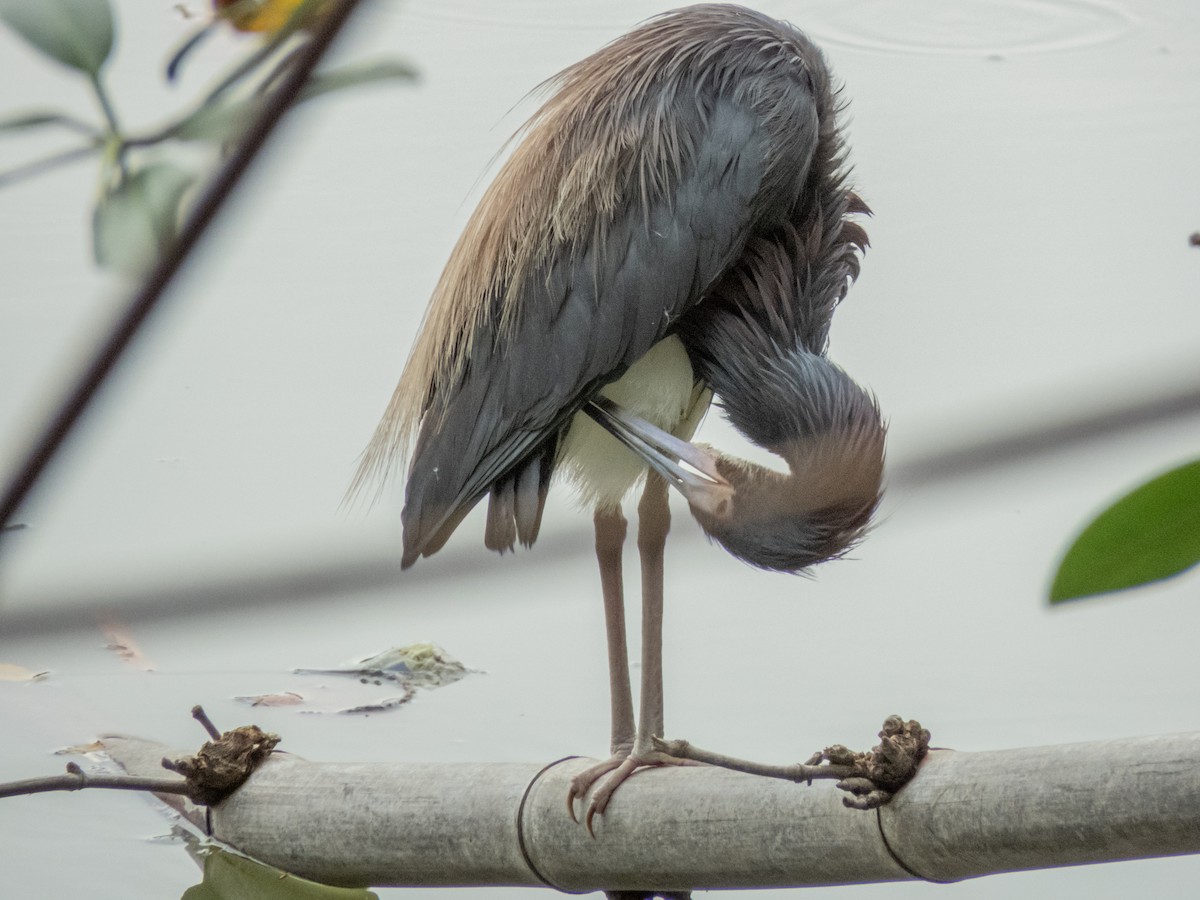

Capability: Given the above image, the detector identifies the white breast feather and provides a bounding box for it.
[558,335,709,510]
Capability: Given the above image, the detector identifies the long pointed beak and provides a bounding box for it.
[584,397,730,494]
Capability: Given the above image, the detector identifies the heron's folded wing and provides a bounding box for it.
[401,98,780,564]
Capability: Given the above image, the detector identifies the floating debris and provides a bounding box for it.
[231,644,473,715]
[234,691,305,707]
[101,621,155,671]
[311,684,416,716]
[0,663,49,682]
[55,740,105,756]
[296,643,470,690]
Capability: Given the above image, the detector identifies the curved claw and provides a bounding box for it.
[570,749,704,835]
[567,756,626,824]
[584,757,642,835]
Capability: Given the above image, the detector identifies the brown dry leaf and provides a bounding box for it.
[55,740,105,756]
[235,691,305,707]
[100,620,155,671]
[0,663,49,682]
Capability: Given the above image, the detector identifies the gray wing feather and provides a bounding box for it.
[401,99,770,564]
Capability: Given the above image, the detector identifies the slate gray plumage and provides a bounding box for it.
[354,3,886,843]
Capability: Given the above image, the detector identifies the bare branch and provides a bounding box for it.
[0,762,189,800]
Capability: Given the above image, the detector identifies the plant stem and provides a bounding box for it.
[0,771,191,800]
[0,143,101,189]
[0,0,364,545]
[89,73,122,138]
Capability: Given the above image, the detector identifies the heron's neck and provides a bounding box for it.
[711,346,867,441]
[712,346,884,512]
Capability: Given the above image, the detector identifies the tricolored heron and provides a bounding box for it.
[354,3,885,829]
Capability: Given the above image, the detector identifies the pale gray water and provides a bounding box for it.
[2,1,1199,898]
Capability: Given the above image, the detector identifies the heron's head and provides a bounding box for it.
[586,357,884,574]
[680,373,885,573]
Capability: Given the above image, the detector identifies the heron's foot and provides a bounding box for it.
[807,715,931,810]
[566,753,626,820]
[652,715,930,810]
[568,746,702,835]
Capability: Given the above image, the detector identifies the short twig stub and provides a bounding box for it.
[162,723,280,806]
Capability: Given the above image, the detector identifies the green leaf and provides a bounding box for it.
[172,96,263,142]
[300,58,418,102]
[171,57,416,144]
[92,161,196,277]
[0,0,115,76]
[1049,458,1200,603]
[183,846,379,900]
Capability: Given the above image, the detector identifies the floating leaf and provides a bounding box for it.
[183,845,379,900]
[55,740,105,755]
[0,0,115,77]
[306,685,415,716]
[301,58,418,102]
[92,160,196,276]
[0,663,49,682]
[297,643,470,689]
[235,691,305,707]
[292,643,470,714]
[100,620,155,670]
[250,681,416,715]
[1050,458,1200,603]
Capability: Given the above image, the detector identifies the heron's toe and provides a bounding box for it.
[567,755,626,823]
[574,748,704,835]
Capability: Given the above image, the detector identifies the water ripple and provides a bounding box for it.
[799,0,1135,57]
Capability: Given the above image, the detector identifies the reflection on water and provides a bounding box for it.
[400,0,619,34]
[801,0,1134,56]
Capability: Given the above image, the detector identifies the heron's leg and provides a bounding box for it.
[575,473,701,834]
[633,470,670,752]
[567,506,636,818]
[596,505,635,755]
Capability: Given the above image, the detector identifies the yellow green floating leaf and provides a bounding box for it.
[183,845,378,900]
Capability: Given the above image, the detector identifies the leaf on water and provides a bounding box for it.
[297,643,470,689]
[183,844,379,900]
[300,58,418,102]
[92,160,197,276]
[0,0,115,77]
[235,691,305,707]
[100,620,155,670]
[305,685,415,716]
[55,740,105,755]
[245,682,416,716]
[0,663,49,682]
[287,643,470,714]
[1050,458,1200,603]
